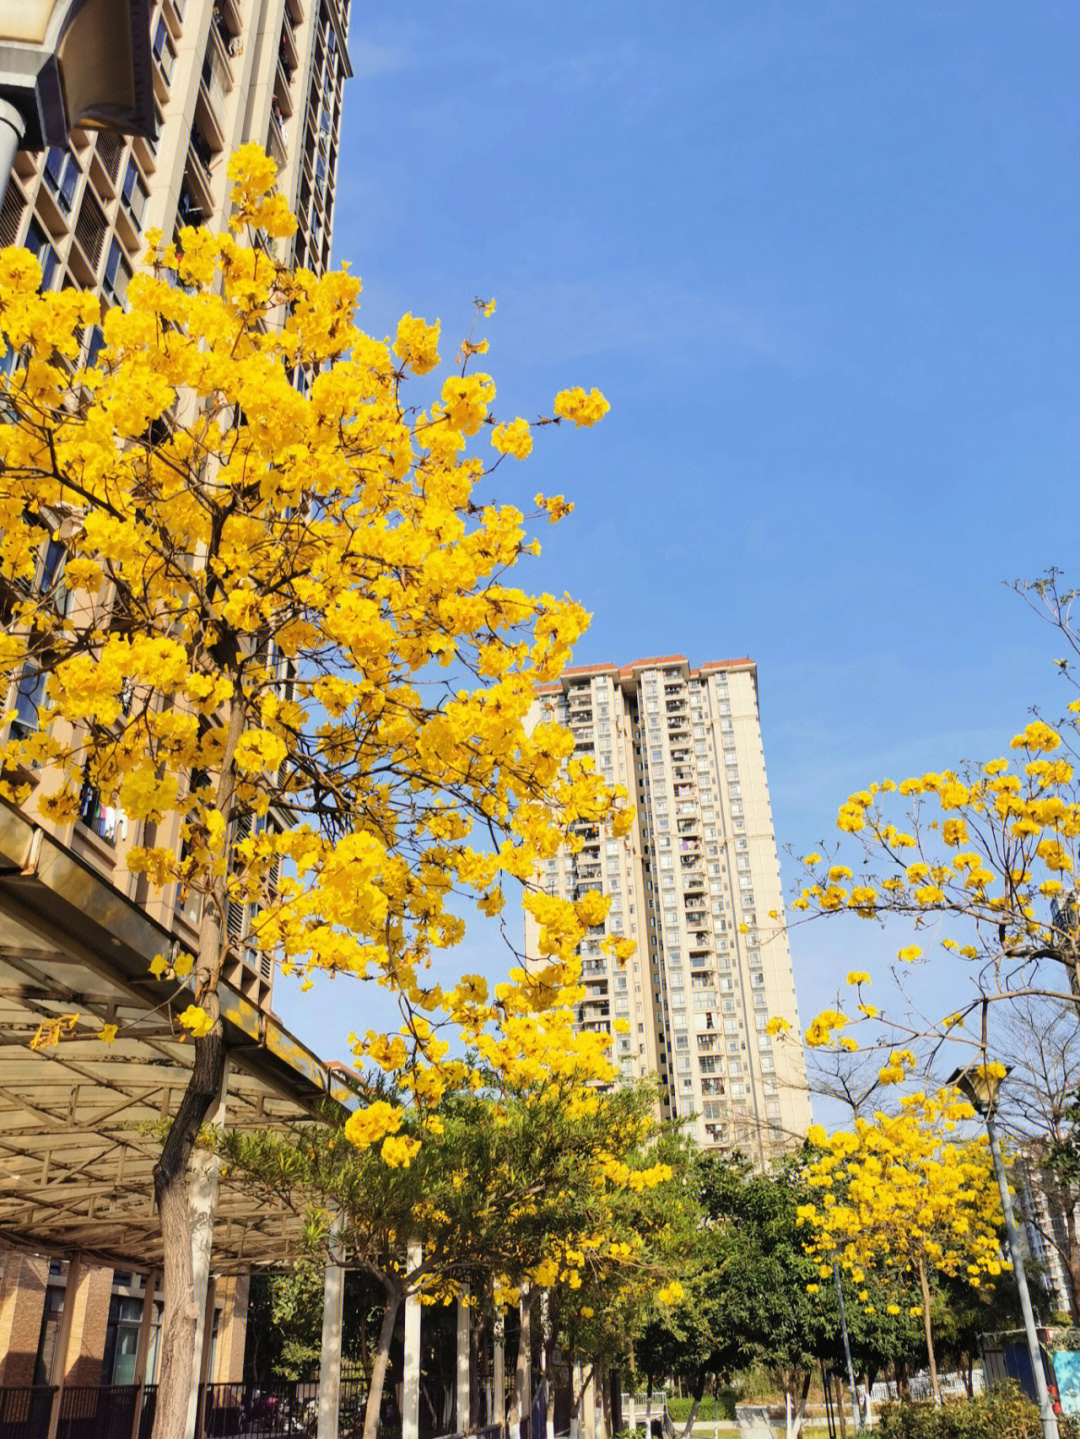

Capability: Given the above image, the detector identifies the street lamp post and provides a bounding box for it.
[950,1062,1060,1439]
[832,1261,862,1434]
[0,0,154,205]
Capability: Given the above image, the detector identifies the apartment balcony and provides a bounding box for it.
[574,881,603,900]
[184,136,215,223]
[176,184,206,235]
[216,0,243,36]
[68,189,108,288]
[162,0,185,38]
[197,33,232,151]
[280,16,300,70]
[285,0,305,22]
[267,108,288,172]
[275,59,295,118]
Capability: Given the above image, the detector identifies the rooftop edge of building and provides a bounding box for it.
[535,656,756,694]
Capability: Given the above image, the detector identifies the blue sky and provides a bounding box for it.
[276,2,1080,1093]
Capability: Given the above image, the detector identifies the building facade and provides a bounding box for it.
[1016,1147,1080,1323]
[527,656,811,1161]
[1,0,350,307]
[0,0,352,1404]
[0,0,351,1017]
[0,1253,247,1390]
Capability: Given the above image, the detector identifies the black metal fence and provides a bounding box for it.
[0,1386,55,1439]
[0,1379,380,1439]
[0,1381,504,1439]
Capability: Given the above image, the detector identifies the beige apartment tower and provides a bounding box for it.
[0,0,349,352]
[527,656,812,1161]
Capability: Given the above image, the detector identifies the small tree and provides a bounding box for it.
[0,146,625,1439]
[639,1150,839,1437]
[220,1073,684,1439]
[797,1089,1007,1404]
[776,579,1080,1069]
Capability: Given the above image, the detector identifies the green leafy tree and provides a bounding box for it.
[219,1076,686,1439]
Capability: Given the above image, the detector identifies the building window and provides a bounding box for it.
[24,218,58,291]
[103,239,132,308]
[102,1295,147,1385]
[121,160,150,226]
[9,659,47,741]
[43,147,79,214]
[79,780,125,845]
[34,1287,65,1384]
[153,17,176,82]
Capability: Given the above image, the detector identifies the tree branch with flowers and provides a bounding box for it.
[0,144,627,1439]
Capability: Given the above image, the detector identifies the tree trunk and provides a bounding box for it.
[363,1288,402,1439]
[791,1371,811,1439]
[679,1366,708,1439]
[515,1287,534,1427]
[835,1373,847,1439]
[1064,1204,1080,1322]
[151,1011,226,1439]
[916,1258,941,1405]
[150,700,245,1439]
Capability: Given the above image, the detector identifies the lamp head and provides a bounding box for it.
[947,1061,1013,1116]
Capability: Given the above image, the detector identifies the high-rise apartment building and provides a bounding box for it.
[527,656,812,1162]
[0,0,349,344]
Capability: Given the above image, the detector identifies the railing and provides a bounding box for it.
[0,1381,386,1439]
[57,1383,150,1439]
[0,1386,55,1439]
[203,1377,368,1436]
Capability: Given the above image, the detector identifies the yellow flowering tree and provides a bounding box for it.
[0,146,626,1438]
[777,694,1080,1074]
[797,1089,1007,1404]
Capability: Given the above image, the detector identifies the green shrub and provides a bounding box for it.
[666,1394,738,1422]
[877,1384,1080,1439]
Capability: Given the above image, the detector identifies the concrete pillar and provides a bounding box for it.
[456,1288,470,1434]
[185,1151,220,1439]
[0,1256,49,1387]
[46,1253,83,1439]
[317,1227,345,1439]
[191,1274,218,1438]
[403,1240,422,1439]
[131,1271,160,1439]
[493,1311,506,1430]
[0,99,25,214]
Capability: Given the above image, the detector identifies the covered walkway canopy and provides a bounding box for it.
[0,801,358,1274]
